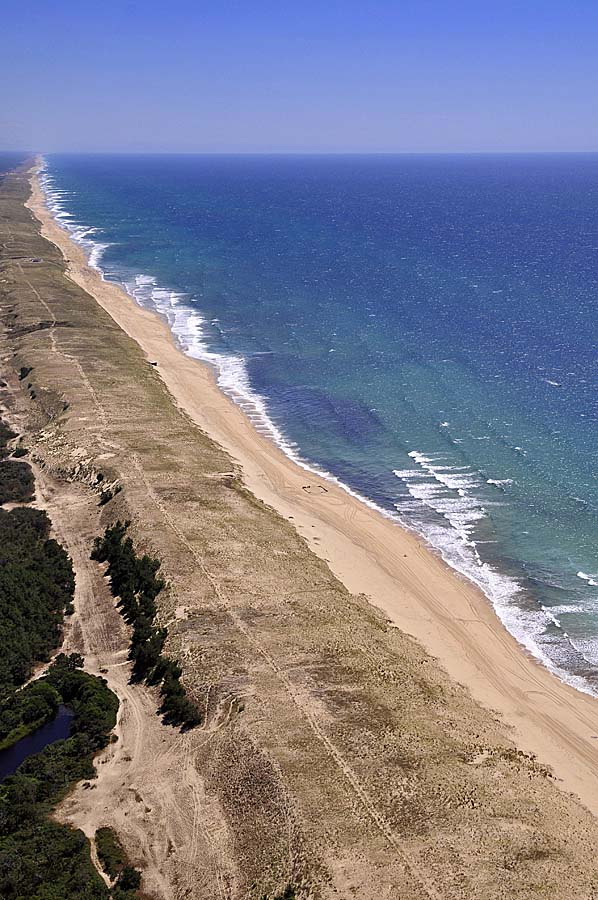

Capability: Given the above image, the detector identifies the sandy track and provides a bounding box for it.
[3,162,598,897]
[26,167,598,819]
[130,454,443,900]
[35,472,237,900]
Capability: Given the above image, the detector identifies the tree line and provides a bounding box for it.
[91,521,201,729]
[0,416,140,897]
[0,653,141,899]
[0,416,34,504]
[0,506,75,701]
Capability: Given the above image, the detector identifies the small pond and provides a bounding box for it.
[0,704,74,781]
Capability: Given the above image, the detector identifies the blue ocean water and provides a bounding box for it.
[41,154,598,693]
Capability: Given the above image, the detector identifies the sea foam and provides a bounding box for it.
[393,452,598,696]
[40,166,112,271]
[38,158,598,699]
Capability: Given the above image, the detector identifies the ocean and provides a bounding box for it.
[40,153,598,695]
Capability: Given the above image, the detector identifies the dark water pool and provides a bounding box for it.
[0,704,74,781]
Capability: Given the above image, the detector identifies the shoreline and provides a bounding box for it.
[39,162,594,700]
[27,166,598,816]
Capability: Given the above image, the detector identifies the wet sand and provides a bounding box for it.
[28,166,598,819]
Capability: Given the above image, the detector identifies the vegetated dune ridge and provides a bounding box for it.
[1,162,598,900]
[28,162,598,814]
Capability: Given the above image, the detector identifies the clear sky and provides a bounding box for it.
[2,0,598,153]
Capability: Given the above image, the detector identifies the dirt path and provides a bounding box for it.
[31,466,236,900]
[0,376,225,899]
[23,166,598,823]
[5,162,598,898]
[130,454,444,900]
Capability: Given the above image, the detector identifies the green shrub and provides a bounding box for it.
[0,459,34,503]
[0,507,75,694]
[0,656,119,900]
[116,866,141,891]
[0,681,61,749]
[0,421,16,458]
[95,826,125,879]
[92,521,200,729]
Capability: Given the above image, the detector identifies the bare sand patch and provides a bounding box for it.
[1,162,598,897]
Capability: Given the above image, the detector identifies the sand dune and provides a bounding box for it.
[26,169,598,817]
[0,163,594,897]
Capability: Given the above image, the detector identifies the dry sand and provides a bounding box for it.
[26,167,598,821]
[6,159,598,898]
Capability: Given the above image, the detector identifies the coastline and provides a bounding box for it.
[27,167,598,816]
[39,160,597,699]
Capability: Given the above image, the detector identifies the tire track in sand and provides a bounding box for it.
[131,454,443,900]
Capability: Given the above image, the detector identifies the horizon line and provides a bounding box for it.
[4,149,598,158]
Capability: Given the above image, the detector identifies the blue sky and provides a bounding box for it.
[2,0,598,152]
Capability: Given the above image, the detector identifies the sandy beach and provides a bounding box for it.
[26,165,598,820]
[6,157,598,897]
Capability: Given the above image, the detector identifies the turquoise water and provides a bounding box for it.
[42,154,598,693]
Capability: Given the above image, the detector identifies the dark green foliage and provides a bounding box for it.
[0,421,16,458]
[116,867,141,891]
[95,828,141,900]
[96,826,125,879]
[145,655,181,686]
[0,459,35,503]
[98,483,122,506]
[0,820,109,900]
[0,440,116,896]
[160,688,201,729]
[45,654,119,751]
[0,507,75,695]
[92,522,201,729]
[0,656,119,900]
[12,446,28,458]
[94,826,143,897]
[0,681,61,749]
[278,887,297,900]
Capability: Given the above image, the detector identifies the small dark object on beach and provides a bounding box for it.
[149,360,158,366]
